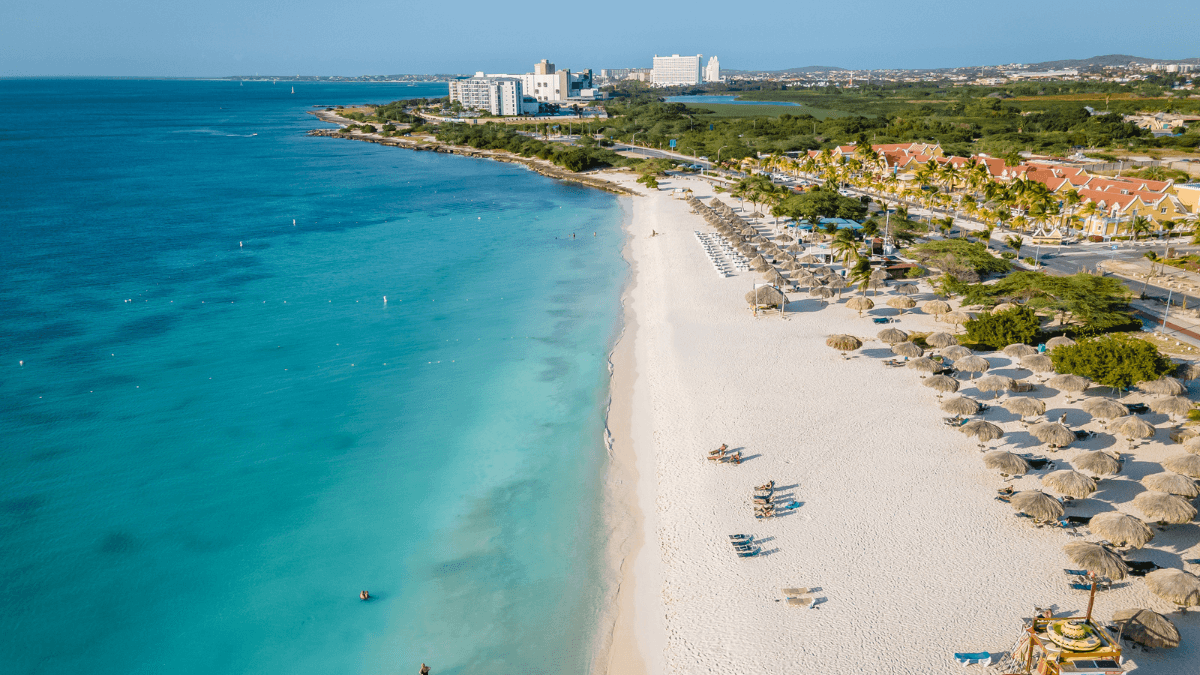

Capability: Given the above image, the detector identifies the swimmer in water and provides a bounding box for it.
[360,590,371,601]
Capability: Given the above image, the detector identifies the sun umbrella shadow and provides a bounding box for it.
[861,347,895,359]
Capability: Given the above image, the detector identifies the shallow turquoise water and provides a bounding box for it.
[0,80,627,675]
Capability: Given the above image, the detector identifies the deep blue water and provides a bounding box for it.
[0,80,627,675]
[665,95,801,106]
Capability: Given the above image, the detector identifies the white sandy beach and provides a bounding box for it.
[599,170,1200,675]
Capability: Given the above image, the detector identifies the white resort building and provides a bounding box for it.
[449,59,602,115]
[652,54,703,86]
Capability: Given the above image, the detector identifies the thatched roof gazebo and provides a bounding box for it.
[943,310,974,332]
[1012,491,1065,522]
[1142,472,1199,498]
[878,328,908,344]
[923,374,959,394]
[941,396,980,416]
[1174,362,1200,381]
[745,285,787,310]
[983,450,1029,476]
[926,332,957,349]
[1110,416,1156,442]
[826,334,862,356]
[905,357,940,374]
[1150,396,1194,419]
[1031,421,1076,448]
[894,283,919,295]
[1138,376,1187,396]
[1133,491,1197,525]
[962,419,1004,445]
[1089,512,1154,549]
[943,345,973,361]
[975,374,1016,396]
[1111,609,1180,649]
[1074,451,1122,477]
[892,341,923,358]
[809,286,834,300]
[922,300,951,319]
[1144,569,1200,610]
[1046,336,1076,349]
[1003,396,1046,421]
[1042,469,1097,499]
[1063,541,1128,580]
[846,296,874,316]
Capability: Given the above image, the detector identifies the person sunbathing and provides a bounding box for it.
[728,451,742,464]
[755,481,774,492]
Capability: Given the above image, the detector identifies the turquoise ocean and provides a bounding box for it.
[0,80,628,675]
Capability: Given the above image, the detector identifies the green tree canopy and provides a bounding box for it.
[774,186,867,223]
[960,272,1135,334]
[907,239,1010,281]
[963,306,1042,349]
[1049,334,1175,390]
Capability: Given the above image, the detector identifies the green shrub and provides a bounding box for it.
[908,239,1011,281]
[1000,251,1016,259]
[906,266,926,279]
[963,306,1042,349]
[1023,257,1036,266]
[1049,334,1175,390]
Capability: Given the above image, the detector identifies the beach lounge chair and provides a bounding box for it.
[1074,430,1094,441]
[754,481,774,492]
[785,596,816,608]
[943,416,968,427]
[1127,403,1149,414]
[781,587,811,597]
[872,317,892,324]
[1063,568,1088,577]
[728,534,752,541]
[953,652,994,666]
[735,547,760,558]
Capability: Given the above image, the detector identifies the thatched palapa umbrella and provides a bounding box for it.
[1063,541,1128,580]
[1111,609,1180,649]
[1089,512,1154,549]
[878,328,908,344]
[1164,454,1200,478]
[1133,491,1197,525]
[1048,374,1091,395]
[923,374,959,395]
[894,283,919,295]
[826,334,862,356]
[886,296,916,314]
[1042,469,1097,499]
[825,275,848,298]
[1031,421,1075,448]
[975,374,1016,396]
[746,286,786,309]
[955,355,991,378]
[1074,451,1122,477]
[926,332,957,349]
[984,450,1029,476]
[941,396,980,416]
[962,419,1004,445]
[1046,336,1076,349]
[943,345,973,361]
[992,302,1017,313]
[1139,377,1187,396]
[1021,354,1056,374]
[1003,396,1046,421]
[1183,436,1200,453]
[809,286,834,300]
[892,341,923,358]
[1144,569,1200,610]
[1142,472,1199,498]
[1174,362,1200,381]
[1004,343,1039,359]
[776,233,794,242]
[1012,491,1064,522]
[846,296,874,316]
[1082,398,1129,421]
[943,310,974,332]
[1111,416,1156,442]
[1150,396,1194,419]
[923,299,951,320]
[906,357,940,374]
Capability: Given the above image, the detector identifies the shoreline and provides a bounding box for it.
[306,111,637,197]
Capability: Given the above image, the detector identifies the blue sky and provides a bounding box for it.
[1,0,1196,77]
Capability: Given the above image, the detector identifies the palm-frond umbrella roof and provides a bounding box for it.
[776,233,794,242]
[993,302,1017,313]
[1112,609,1180,649]
[846,296,874,313]
[923,374,959,393]
[1004,343,1039,358]
[1110,416,1155,440]
[892,341,923,358]
[745,286,787,308]
[752,235,769,244]
[1074,451,1122,477]
[962,419,1004,442]
[826,334,862,352]
[787,244,804,253]
[1003,396,1047,417]
[1031,421,1076,447]
[886,296,916,310]
[1174,362,1200,381]
[1164,454,1200,478]
[877,328,908,344]
[825,276,848,289]
[753,263,773,273]
[797,254,818,264]
[783,261,803,271]
[1042,469,1097,499]
[894,283,919,295]
[749,254,767,267]
[943,310,975,325]
[1150,396,1194,417]
[1046,336,1076,349]
[975,374,1016,392]
[941,396,981,415]
[1012,491,1065,522]
[751,211,765,218]
[1183,436,1200,454]
[869,267,888,280]
[1138,377,1187,396]
[956,355,992,373]
[906,357,939,373]
[1063,541,1128,580]
[1048,374,1091,393]
[926,332,957,349]
[1089,511,1154,549]
[984,450,1029,475]
[922,300,951,315]
[765,272,788,286]
[1142,472,1200,498]
[1145,569,1200,608]
[942,345,974,361]
[1081,398,1129,419]
[1133,491,1197,524]
[809,286,834,299]
[1021,354,1056,373]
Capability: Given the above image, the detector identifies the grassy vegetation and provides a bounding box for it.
[680,102,851,119]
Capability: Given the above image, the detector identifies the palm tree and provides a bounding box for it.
[1012,215,1029,232]
[1078,201,1100,237]
[980,226,995,250]
[831,228,860,267]
[1129,215,1152,241]
[1005,235,1024,256]
[800,155,818,178]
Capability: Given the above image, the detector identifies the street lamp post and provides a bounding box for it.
[1162,289,1174,334]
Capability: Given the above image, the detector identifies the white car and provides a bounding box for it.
[837,189,854,197]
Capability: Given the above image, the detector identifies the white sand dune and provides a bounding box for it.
[599,171,1200,675]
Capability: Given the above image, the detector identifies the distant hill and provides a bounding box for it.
[725,65,847,75]
[1018,54,1200,70]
